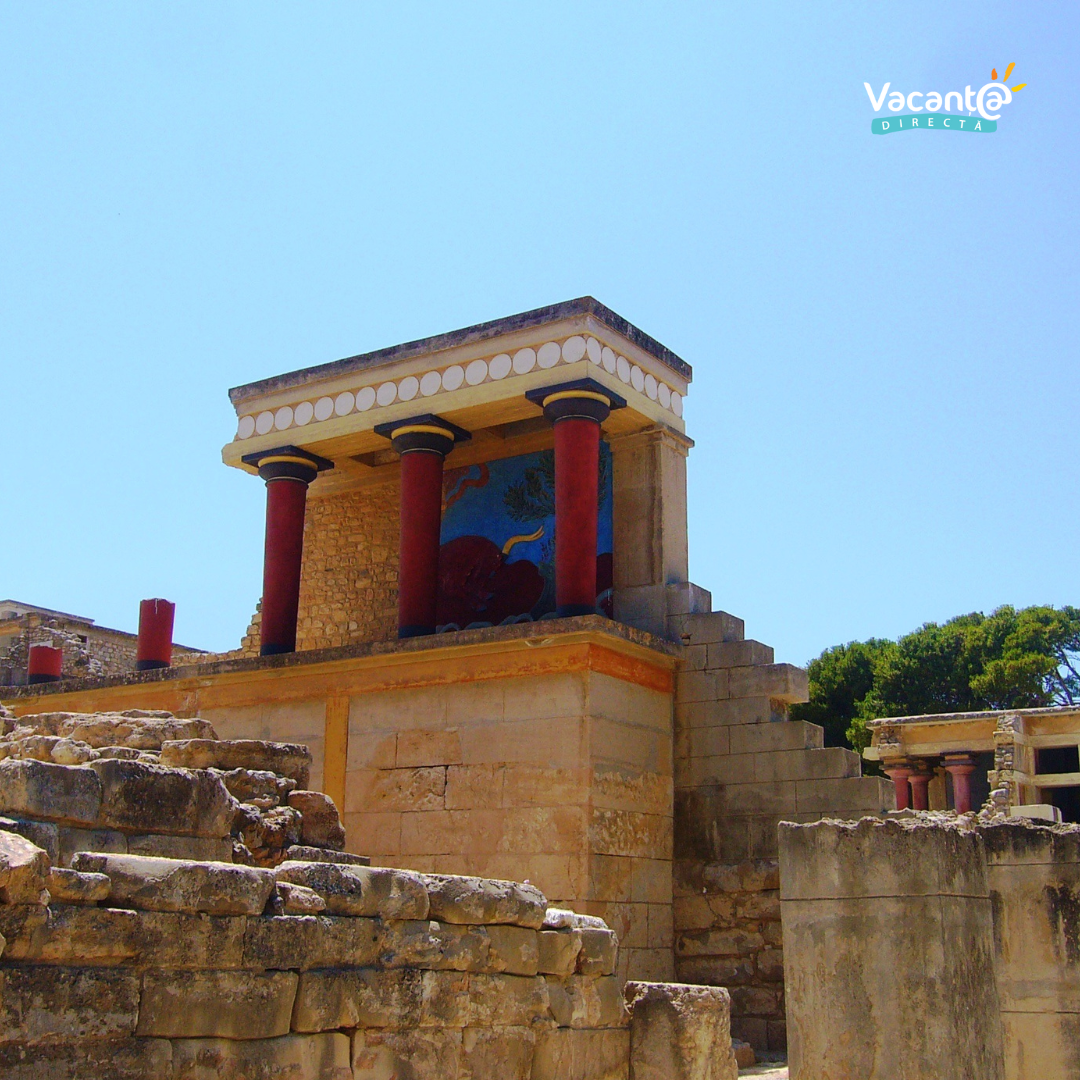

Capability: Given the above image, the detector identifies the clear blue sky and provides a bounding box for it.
[2,3,1076,664]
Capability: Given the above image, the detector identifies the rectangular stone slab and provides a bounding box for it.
[0,760,102,828]
[160,739,312,788]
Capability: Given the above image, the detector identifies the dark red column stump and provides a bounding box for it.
[27,644,63,684]
[136,598,175,671]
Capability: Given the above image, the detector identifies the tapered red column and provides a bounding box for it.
[909,763,933,811]
[242,447,331,656]
[527,380,626,618]
[944,754,977,814]
[883,760,913,811]
[27,644,62,684]
[376,416,470,639]
[136,598,175,670]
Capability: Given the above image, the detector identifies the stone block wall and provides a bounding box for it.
[669,598,894,1053]
[779,814,1080,1080]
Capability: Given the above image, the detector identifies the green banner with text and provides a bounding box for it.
[872,113,997,134]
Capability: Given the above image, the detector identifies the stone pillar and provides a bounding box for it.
[883,760,914,811]
[136,598,175,671]
[375,415,470,638]
[909,762,934,811]
[27,644,62,684]
[242,446,332,656]
[944,754,977,814]
[526,379,626,617]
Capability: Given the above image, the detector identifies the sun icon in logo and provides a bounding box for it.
[991,63,1026,92]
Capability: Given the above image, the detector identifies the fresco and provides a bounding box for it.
[436,444,613,630]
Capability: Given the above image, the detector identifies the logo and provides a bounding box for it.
[865,64,1026,134]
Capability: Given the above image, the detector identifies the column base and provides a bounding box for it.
[135,659,169,671]
[556,603,596,618]
[260,643,296,657]
[27,673,61,685]
[399,624,435,639]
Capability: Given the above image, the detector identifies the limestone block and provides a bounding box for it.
[544,908,610,931]
[548,975,628,1029]
[270,881,326,914]
[0,1037,173,1079]
[346,766,446,813]
[90,758,237,838]
[288,789,346,850]
[46,867,110,904]
[171,1033,352,1080]
[72,852,275,915]
[532,1028,630,1080]
[285,845,370,866]
[727,664,808,705]
[486,924,540,975]
[577,928,619,976]
[396,727,462,768]
[275,861,428,919]
[0,816,60,862]
[0,829,50,905]
[293,968,422,1031]
[61,713,216,749]
[352,1028,463,1080]
[0,903,49,960]
[538,928,583,975]
[461,1025,536,1080]
[137,969,298,1038]
[705,640,774,670]
[379,918,491,971]
[243,914,380,971]
[0,965,139,1043]
[212,766,296,804]
[728,721,824,755]
[423,873,547,927]
[160,738,312,788]
[57,825,127,865]
[675,612,744,646]
[127,833,234,862]
[624,981,737,1080]
[0,759,101,827]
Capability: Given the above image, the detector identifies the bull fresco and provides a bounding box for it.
[436,444,613,630]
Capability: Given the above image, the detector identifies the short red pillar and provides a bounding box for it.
[527,380,625,618]
[883,761,913,811]
[909,766,933,811]
[242,447,331,656]
[136,598,175,670]
[944,754,978,814]
[27,644,63,684]
[376,416,470,638]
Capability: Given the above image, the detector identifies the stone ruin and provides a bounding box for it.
[0,706,739,1079]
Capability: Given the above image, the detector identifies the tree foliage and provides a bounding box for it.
[790,605,1080,753]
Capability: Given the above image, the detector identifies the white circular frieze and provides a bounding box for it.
[274,406,294,430]
[671,391,683,417]
[442,366,464,391]
[616,356,631,383]
[255,411,274,435]
[644,373,658,400]
[237,415,255,439]
[537,342,561,369]
[420,371,442,396]
[466,359,488,385]
[294,401,314,426]
[376,381,398,406]
[561,336,586,364]
[586,337,601,363]
[356,386,376,411]
[658,383,671,409]
[512,348,536,374]
[398,375,419,401]
[314,397,334,422]
[489,353,511,379]
[334,392,355,417]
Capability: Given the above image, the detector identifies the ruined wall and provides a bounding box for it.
[670,602,893,1053]
[779,815,1080,1080]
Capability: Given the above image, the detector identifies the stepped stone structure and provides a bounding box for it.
[0,708,737,1079]
[2,298,895,1050]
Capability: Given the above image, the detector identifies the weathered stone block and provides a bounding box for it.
[127,833,234,862]
[728,721,824,756]
[273,881,326,914]
[577,928,619,976]
[486,924,539,975]
[46,867,110,904]
[284,844,370,866]
[0,815,60,862]
[379,919,490,971]
[287,790,346,850]
[160,739,312,788]
[0,1037,173,1079]
[90,758,237,838]
[544,908,609,931]
[625,981,737,1080]
[72,852,275,915]
[0,965,140,1043]
[0,903,49,959]
[461,1025,536,1080]
[467,973,551,1028]
[538,928,582,976]
[171,1033,352,1079]
[275,861,428,919]
[0,830,50,905]
[548,975,627,1029]
[243,915,380,971]
[61,713,216,749]
[352,1028,463,1080]
[137,969,298,1038]
[293,968,421,1031]
[57,825,127,865]
[423,873,547,927]
[532,1028,630,1080]
[0,759,101,827]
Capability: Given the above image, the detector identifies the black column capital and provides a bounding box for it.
[374,414,472,457]
[242,445,334,484]
[525,378,627,424]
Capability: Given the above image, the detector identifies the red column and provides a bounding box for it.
[909,766,933,811]
[245,449,329,656]
[136,598,175,670]
[883,761,913,811]
[27,644,62,684]
[944,755,977,814]
[527,381,624,619]
[398,447,446,637]
[554,416,601,616]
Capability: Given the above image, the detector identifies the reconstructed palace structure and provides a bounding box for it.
[2,298,893,1052]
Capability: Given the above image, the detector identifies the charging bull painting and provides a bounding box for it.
[436,444,613,630]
